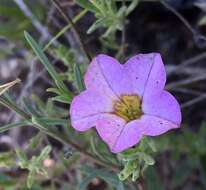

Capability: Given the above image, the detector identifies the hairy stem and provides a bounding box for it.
[0,96,119,172]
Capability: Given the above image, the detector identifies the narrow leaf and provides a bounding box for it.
[24,31,73,101]
[23,98,41,117]
[52,95,72,104]
[76,0,99,12]
[126,0,139,16]
[46,87,61,95]
[73,63,85,92]
[0,121,28,133]
[38,145,52,162]
[28,132,43,150]
[87,18,105,34]
[0,95,30,120]
[16,148,28,168]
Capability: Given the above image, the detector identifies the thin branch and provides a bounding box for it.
[168,52,206,76]
[160,0,206,48]
[160,0,195,35]
[51,0,91,61]
[121,0,126,59]
[0,96,119,172]
[0,96,30,120]
[166,74,206,90]
[167,66,206,76]
[44,9,88,51]
[173,88,203,96]
[57,132,120,172]
[181,94,206,109]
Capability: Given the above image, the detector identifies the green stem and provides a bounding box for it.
[0,96,119,172]
[43,9,88,51]
[0,96,30,120]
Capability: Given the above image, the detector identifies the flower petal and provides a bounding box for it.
[111,120,143,153]
[124,53,161,97]
[140,115,180,136]
[92,54,134,96]
[96,113,180,153]
[84,53,165,98]
[70,90,114,131]
[141,53,166,97]
[142,90,181,125]
[84,54,120,99]
[95,115,126,151]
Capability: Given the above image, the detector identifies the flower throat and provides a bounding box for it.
[114,95,142,122]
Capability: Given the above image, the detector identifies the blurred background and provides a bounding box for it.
[1,0,206,189]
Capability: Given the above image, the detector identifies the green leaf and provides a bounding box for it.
[90,136,104,160]
[0,152,16,168]
[0,79,20,96]
[0,95,30,120]
[38,145,52,162]
[126,0,139,16]
[16,148,28,168]
[52,95,72,104]
[39,118,68,126]
[53,45,75,67]
[16,146,51,188]
[119,146,141,161]
[87,18,105,34]
[27,170,35,188]
[131,168,140,182]
[28,132,43,150]
[146,138,157,152]
[46,87,62,95]
[73,63,85,92]
[80,166,125,190]
[24,31,73,101]
[118,160,137,181]
[140,153,155,165]
[75,0,99,12]
[0,121,28,133]
[23,98,41,117]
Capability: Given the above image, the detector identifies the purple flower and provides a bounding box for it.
[70,53,181,153]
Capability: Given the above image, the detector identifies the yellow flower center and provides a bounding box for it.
[114,95,143,122]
